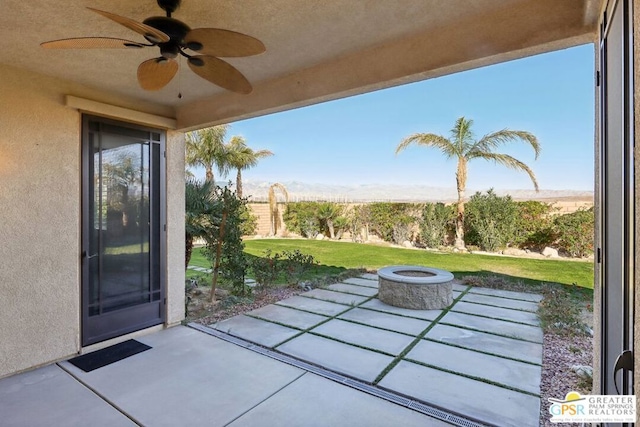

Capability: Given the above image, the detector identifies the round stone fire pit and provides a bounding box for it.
[378,265,454,310]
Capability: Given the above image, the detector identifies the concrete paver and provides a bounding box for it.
[451,301,540,326]
[439,311,543,343]
[405,340,541,395]
[360,298,442,321]
[310,319,415,355]
[246,304,328,330]
[467,287,543,302]
[379,360,540,427]
[359,273,379,280]
[461,292,539,312]
[276,295,352,316]
[342,277,379,288]
[301,289,370,305]
[228,372,451,427]
[275,333,394,382]
[60,327,306,427]
[0,364,135,427]
[212,315,300,347]
[424,324,543,364]
[326,282,379,296]
[338,307,433,336]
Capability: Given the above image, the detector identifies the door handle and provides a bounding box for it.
[612,350,633,394]
[81,251,99,259]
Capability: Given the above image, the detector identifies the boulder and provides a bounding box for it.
[316,233,325,240]
[542,247,560,258]
[402,240,413,248]
[503,247,527,256]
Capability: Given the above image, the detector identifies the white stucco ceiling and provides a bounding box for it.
[1,0,600,129]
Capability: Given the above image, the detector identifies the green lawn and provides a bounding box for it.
[190,239,594,289]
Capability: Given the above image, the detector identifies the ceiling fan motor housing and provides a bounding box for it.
[143,16,191,58]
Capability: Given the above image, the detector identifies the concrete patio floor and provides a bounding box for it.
[1,273,544,427]
[208,274,544,427]
[1,326,451,427]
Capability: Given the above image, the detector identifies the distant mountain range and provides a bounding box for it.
[239,180,593,203]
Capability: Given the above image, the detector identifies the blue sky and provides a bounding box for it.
[195,44,595,192]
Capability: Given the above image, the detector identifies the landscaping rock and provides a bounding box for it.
[571,365,593,379]
[316,233,325,240]
[542,247,559,258]
[402,240,413,248]
[503,247,527,256]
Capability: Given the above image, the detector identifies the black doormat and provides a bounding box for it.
[68,339,152,372]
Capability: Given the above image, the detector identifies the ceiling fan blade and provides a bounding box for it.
[137,58,178,90]
[41,37,146,49]
[184,28,265,57]
[187,55,253,94]
[87,7,170,43]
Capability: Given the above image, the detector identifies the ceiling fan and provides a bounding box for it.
[41,0,265,94]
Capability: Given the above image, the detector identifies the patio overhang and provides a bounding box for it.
[2,0,599,131]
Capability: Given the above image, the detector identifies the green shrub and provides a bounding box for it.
[553,208,594,257]
[419,202,454,247]
[368,202,420,243]
[512,201,555,249]
[281,249,317,284]
[249,249,282,291]
[239,204,258,236]
[465,190,518,251]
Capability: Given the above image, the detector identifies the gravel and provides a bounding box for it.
[539,332,593,426]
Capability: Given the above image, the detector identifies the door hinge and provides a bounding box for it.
[596,70,600,87]
[597,247,602,263]
[163,224,167,232]
[163,297,167,305]
[163,150,166,158]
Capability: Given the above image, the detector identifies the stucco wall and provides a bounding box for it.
[0,63,184,378]
[166,131,185,326]
[0,65,82,377]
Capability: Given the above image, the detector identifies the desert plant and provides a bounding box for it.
[420,202,454,248]
[317,202,343,239]
[226,136,273,198]
[185,178,215,269]
[333,216,350,240]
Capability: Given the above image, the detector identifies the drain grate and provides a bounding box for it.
[189,323,490,427]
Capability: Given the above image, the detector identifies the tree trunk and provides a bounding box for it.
[185,233,194,270]
[454,157,467,249]
[327,219,335,239]
[209,208,228,303]
[236,169,243,198]
[205,167,214,183]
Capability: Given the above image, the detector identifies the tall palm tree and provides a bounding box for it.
[226,136,273,198]
[396,116,540,249]
[185,125,230,183]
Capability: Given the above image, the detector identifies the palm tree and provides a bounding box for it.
[185,125,230,183]
[185,178,216,269]
[226,136,273,198]
[268,183,289,236]
[396,116,540,249]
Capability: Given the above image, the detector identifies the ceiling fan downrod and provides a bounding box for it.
[157,0,181,17]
